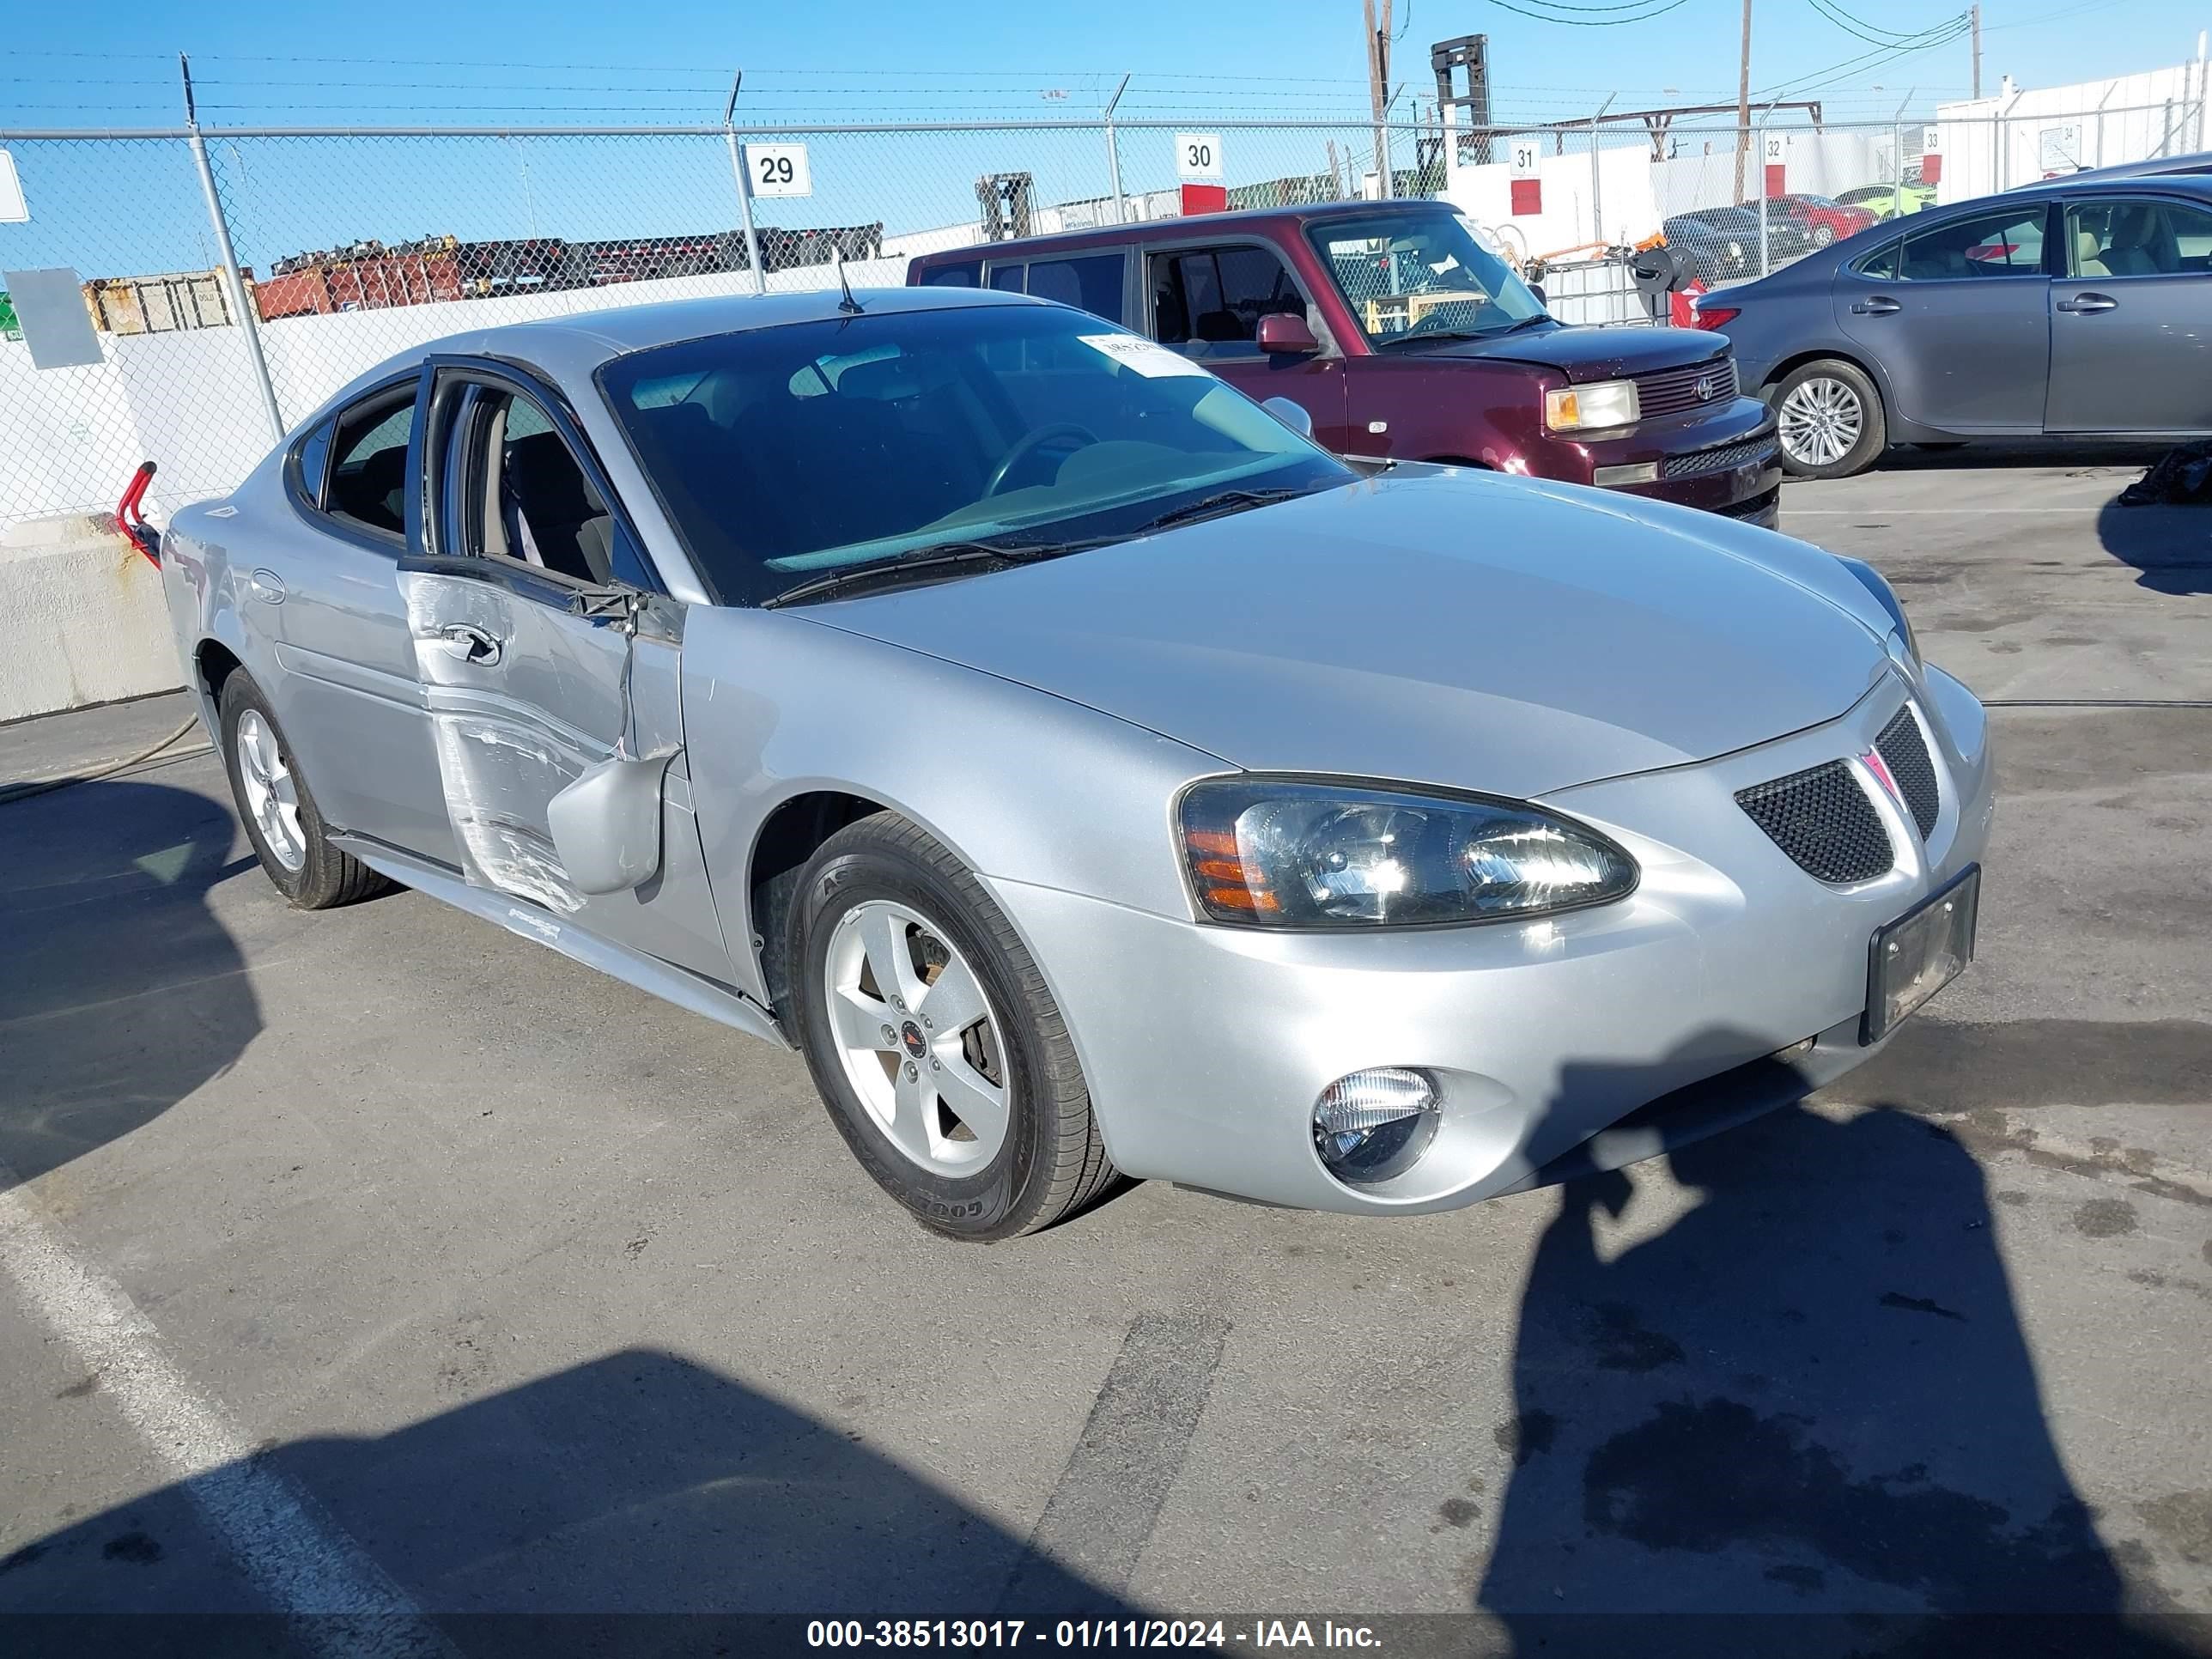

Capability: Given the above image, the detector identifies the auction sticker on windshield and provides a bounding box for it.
[1080,334,1212,378]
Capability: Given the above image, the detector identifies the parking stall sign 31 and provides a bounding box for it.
[1509,139,1542,216]
[745,143,812,198]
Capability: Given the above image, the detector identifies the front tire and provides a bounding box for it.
[219,674,393,909]
[1773,358,1887,479]
[789,813,1117,1241]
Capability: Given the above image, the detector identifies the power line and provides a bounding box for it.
[1481,0,1696,23]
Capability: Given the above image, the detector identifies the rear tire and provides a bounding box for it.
[219,674,394,909]
[1772,358,1887,479]
[789,813,1118,1242]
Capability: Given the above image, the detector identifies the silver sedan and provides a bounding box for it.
[158,285,1994,1239]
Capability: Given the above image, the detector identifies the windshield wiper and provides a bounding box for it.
[760,538,1069,609]
[1374,318,1548,350]
[1122,484,1314,536]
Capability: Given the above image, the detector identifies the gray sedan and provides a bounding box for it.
[1701,173,2212,477]
[158,285,1993,1238]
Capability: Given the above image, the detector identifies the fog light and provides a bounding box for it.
[1313,1067,1440,1186]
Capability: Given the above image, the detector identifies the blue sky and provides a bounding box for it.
[2,0,2200,280]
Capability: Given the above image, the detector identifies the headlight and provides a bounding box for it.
[1838,555,1918,666]
[1179,778,1638,928]
[1543,378,1641,434]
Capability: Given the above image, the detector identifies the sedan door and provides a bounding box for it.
[264,376,459,864]
[1835,202,2055,434]
[2045,193,2212,434]
[396,361,732,981]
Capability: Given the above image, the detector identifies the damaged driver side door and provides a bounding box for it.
[396,359,732,981]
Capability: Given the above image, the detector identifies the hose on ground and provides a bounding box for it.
[0,717,210,807]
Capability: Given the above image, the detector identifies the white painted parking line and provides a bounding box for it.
[0,1165,453,1657]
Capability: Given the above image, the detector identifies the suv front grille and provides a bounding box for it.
[1661,434,1776,479]
[1633,354,1739,418]
[1735,761,1893,884]
[1875,705,1941,839]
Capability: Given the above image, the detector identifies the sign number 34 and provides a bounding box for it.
[745,143,813,198]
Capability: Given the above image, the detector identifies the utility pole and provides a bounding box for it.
[1971,4,1982,99]
[1364,0,1395,198]
[1734,0,1753,203]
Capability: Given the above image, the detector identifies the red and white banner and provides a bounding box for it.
[1919,125,1943,185]
[1508,137,1542,217]
[1763,133,1786,198]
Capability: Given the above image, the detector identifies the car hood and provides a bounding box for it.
[1411,321,1728,382]
[800,470,1893,800]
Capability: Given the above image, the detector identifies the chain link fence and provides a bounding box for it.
[3,94,2204,529]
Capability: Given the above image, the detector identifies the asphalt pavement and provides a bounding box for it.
[2,450,2208,1657]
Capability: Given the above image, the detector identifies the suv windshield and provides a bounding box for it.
[599,301,1349,606]
[1309,209,1548,349]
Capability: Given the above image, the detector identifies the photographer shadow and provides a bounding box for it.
[1474,1045,2190,1656]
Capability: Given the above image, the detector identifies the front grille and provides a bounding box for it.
[1735,761,1893,884]
[1632,354,1739,418]
[1875,705,1941,839]
[1661,434,1777,479]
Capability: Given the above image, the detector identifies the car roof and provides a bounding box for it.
[1997,168,2212,203]
[2027,149,2212,185]
[301,284,1037,429]
[907,197,1455,264]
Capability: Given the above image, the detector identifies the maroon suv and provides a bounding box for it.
[909,198,1779,525]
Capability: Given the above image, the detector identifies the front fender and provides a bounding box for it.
[678,605,1222,1010]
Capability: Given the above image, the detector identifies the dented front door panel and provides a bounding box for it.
[398,568,733,981]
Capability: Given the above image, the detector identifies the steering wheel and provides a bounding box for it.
[983,423,1099,498]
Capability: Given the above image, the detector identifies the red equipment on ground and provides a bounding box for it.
[116,462,160,567]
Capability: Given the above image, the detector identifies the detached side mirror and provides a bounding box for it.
[1527,282,1548,307]
[1256,312,1321,355]
[1261,397,1315,440]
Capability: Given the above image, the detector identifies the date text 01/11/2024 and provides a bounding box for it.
[805,1620,1383,1649]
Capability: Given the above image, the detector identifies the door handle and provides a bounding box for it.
[2056,293,2118,313]
[247,568,287,604]
[1850,295,1902,315]
[437,623,503,665]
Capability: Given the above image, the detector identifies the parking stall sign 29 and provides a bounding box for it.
[745,143,812,198]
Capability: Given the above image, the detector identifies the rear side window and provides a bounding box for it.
[1897,207,2048,279]
[918,259,980,288]
[988,264,1026,294]
[1024,254,1127,324]
[1853,241,1901,280]
[1149,244,1307,359]
[322,391,416,538]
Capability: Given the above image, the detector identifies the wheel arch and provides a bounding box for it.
[745,788,894,1018]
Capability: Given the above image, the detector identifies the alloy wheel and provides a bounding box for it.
[235,708,307,872]
[1778,376,1864,468]
[823,899,1011,1176]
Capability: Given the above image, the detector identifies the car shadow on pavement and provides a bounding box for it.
[0,1347,1124,1655]
[1474,1047,2199,1658]
[2096,501,2212,598]
[0,780,260,1185]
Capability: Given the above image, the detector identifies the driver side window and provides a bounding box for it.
[1149,244,1307,360]
[453,386,617,586]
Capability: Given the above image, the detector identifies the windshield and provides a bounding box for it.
[597,302,1349,606]
[1308,209,1549,348]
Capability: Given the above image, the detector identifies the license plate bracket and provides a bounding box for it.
[1863,866,1980,1045]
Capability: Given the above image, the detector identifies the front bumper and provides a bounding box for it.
[988,663,1992,1216]
[1543,394,1781,522]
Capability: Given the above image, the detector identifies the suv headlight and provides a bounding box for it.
[1544,378,1640,434]
[1179,778,1638,928]
[1838,555,1918,666]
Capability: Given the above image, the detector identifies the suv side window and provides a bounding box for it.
[1024,253,1127,324]
[323,390,416,538]
[2066,196,2212,277]
[1149,243,1308,360]
[1897,206,2049,280]
[919,258,981,288]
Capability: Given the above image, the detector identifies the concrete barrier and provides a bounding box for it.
[3,514,184,722]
